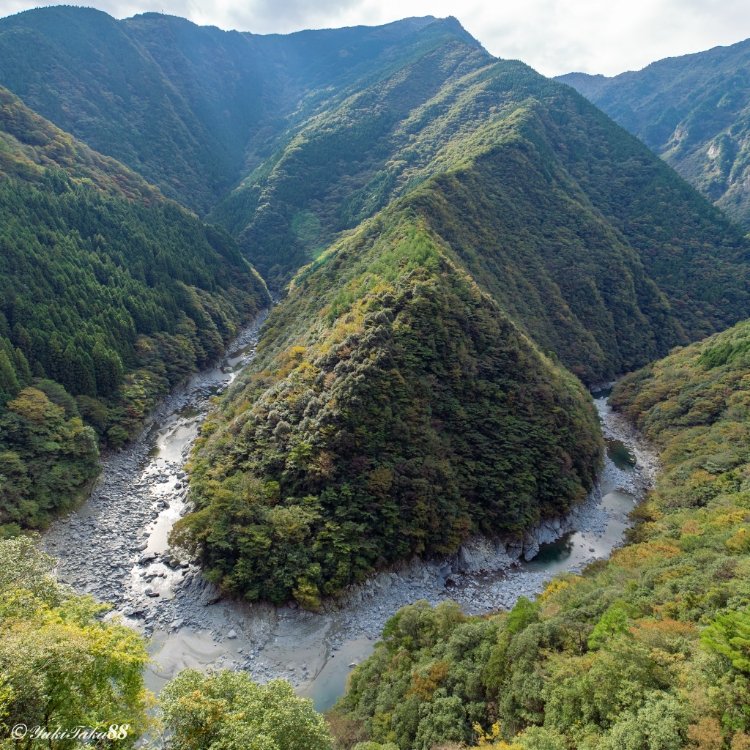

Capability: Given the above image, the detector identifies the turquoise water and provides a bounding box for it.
[302,638,374,712]
[524,490,635,576]
[606,438,637,470]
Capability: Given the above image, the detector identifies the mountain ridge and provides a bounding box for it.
[2,5,750,606]
[558,36,750,227]
[175,47,750,605]
[0,7,487,212]
[0,84,269,534]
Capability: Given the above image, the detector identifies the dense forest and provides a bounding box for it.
[173,212,603,606]
[176,44,750,606]
[216,55,750,377]
[331,317,750,749]
[0,8,487,212]
[0,88,269,535]
[3,10,750,746]
[558,38,750,227]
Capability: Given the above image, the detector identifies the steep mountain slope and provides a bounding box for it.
[225,57,750,381]
[4,8,750,606]
[208,22,490,280]
[174,203,604,607]
[0,87,269,534]
[176,59,750,606]
[558,39,750,227]
[0,7,488,212]
[331,319,750,750]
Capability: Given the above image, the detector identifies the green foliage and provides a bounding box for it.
[0,387,99,532]
[331,316,750,749]
[587,600,635,650]
[225,53,749,384]
[702,608,750,675]
[181,43,750,608]
[0,8,486,212]
[160,670,332,750]
[0,536,152,747]
[0,88,269,531]
[177,214,602,605]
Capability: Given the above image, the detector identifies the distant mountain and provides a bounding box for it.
[558,39,750,227]
[209,21,488,283]
[0,7,487,212]
[0,86,268,534]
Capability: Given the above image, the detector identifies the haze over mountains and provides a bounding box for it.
[559,37,750,227]
[0,8,484,212]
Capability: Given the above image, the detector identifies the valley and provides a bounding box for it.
[0,6,749,748]
[42,319,654,712]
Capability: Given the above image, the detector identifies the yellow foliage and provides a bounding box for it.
[276,345,309,378]
[689,469,717,484]
[680,519,702,535]
[688,717,725,749]
[725,527,750,553]
[408,660,450,700]
[709,510,748,530]
[538,576,580,603]
[7,387,63,424]
[612,541,681,569]
[472,721,520,748]
[630,618,697,648]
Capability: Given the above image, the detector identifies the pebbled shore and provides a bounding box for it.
[41,328,658,708]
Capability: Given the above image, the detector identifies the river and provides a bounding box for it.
[41,315,658,712]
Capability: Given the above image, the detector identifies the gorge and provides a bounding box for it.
[0,6,749,749]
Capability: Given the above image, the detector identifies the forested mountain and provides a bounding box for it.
[331,317,750,750]
[3,7,750,744]
[0,87,269,535]
[558,38,750,227]
[0,7,488,212]
[3,4,750,614]
[227,56,750,376]
[174,207,604,606]
[209,23,490,282]
[174,55,750,605]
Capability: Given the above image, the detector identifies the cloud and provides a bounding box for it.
[1,0,750,75]
[201,0,368,33]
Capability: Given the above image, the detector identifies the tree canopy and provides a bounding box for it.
[332,317,750,749]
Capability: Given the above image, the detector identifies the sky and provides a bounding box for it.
[1,0,750,76]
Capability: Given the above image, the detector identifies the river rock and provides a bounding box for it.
[454,537,514,573]
[37,317,660,712]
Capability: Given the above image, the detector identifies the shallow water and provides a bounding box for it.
[524,489,633,577]
[43,332,656,712]
[606,438,637,470]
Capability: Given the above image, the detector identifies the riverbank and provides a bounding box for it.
[41,342,657,712]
